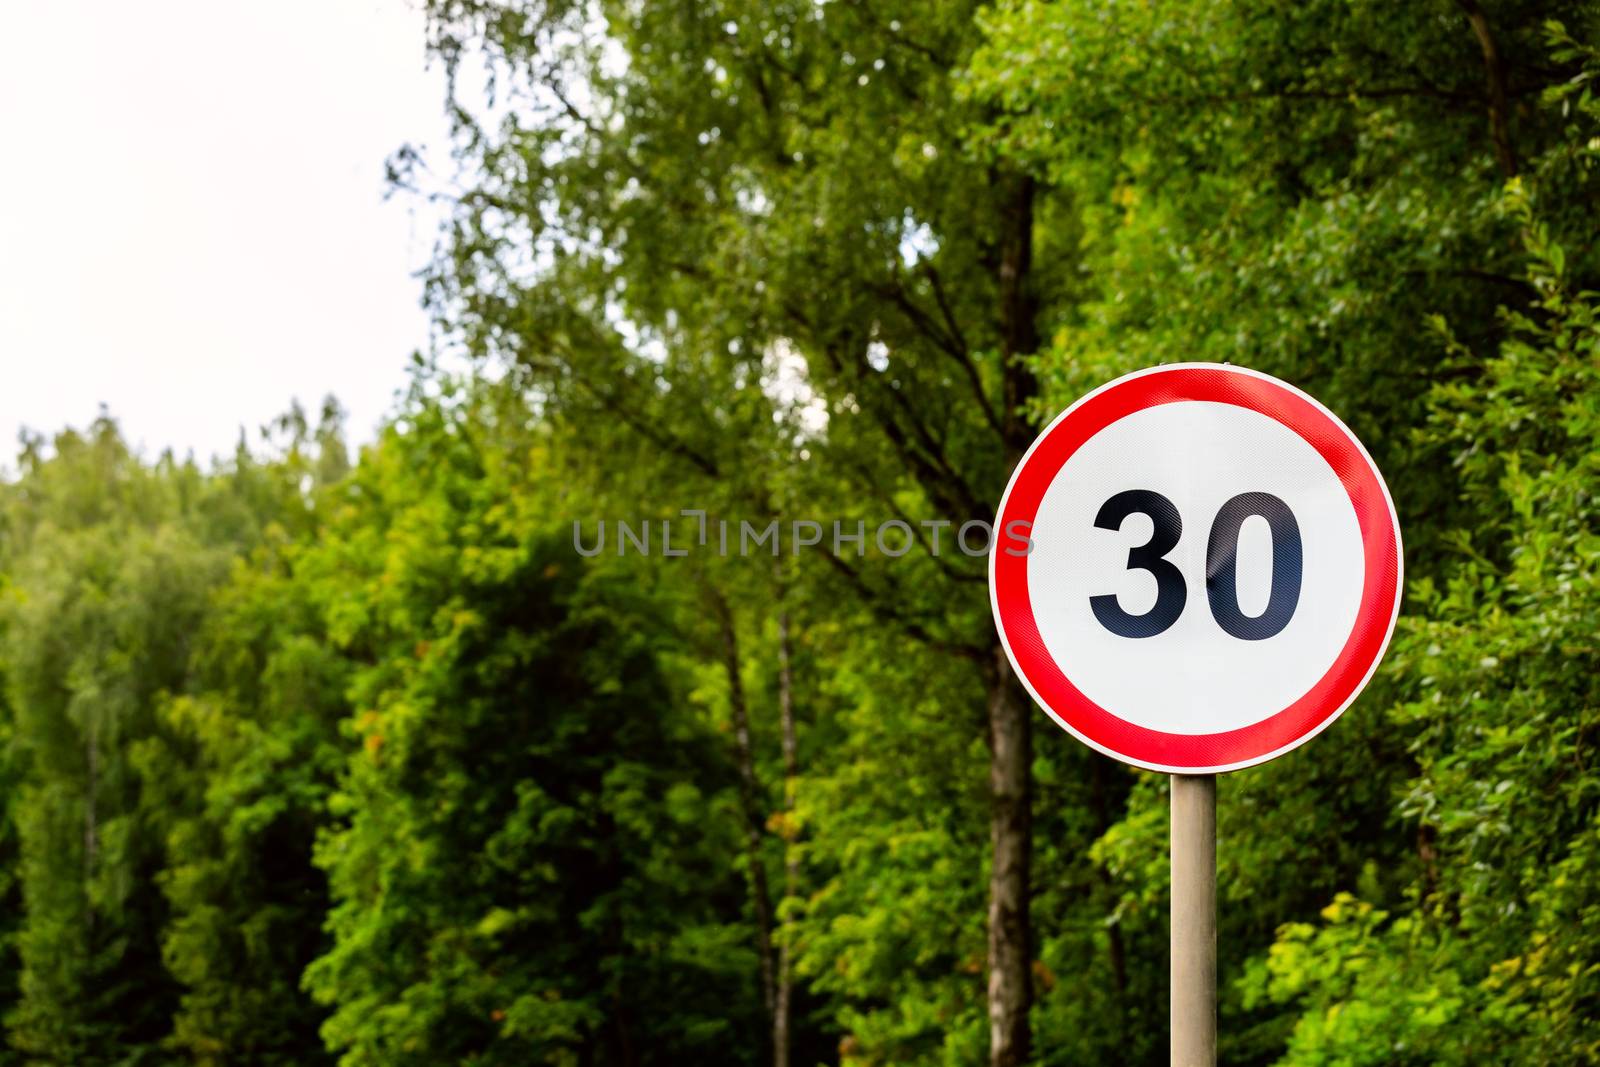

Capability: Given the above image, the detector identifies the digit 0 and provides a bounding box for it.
[1206,493,1302,640]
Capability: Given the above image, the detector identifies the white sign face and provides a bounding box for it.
[990,364,1402,774]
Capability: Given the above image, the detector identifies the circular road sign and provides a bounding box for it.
[989,363,1402,774]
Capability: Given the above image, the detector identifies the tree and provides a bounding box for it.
[131,430,351,1064]
[408,0,1081,1057]
[302,372,763,1065]
[1232,177,1600,1066]
[0,421,228,1063]
[967,5,1599,1062]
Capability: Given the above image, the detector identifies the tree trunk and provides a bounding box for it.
[711,588,778,1025]
[988,167,1040,1067]
[773,611,799,1067]
[987,644,1033,1067]
[1456,0,1517,178]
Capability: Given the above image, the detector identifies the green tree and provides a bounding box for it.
[131,437,351,1063]
[1241,167,1600,1065]
[302,373,762,1064]
[408,0,1086,1057]
[0,421,228,1063]
[966,5,1598,1062]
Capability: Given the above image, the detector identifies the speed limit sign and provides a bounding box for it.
[989,363,1402,774]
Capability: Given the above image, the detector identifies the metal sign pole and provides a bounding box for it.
[1171,774,1216,1067]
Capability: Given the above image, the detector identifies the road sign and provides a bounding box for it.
[989,363,1402,774]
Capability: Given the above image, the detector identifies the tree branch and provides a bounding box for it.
[1455,0,1518,178]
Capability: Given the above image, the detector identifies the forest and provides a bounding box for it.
[1,1,1598,1064]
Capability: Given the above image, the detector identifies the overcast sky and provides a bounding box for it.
[0,0,456,468]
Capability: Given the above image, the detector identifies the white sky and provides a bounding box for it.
[0,0,457,468]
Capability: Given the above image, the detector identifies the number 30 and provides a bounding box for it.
[1090,490,1303,640]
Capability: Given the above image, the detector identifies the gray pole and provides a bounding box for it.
[1171,774,1216,1067]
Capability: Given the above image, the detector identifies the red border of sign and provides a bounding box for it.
[989,364,1402,774]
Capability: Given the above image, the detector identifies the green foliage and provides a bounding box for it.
[0,4,1595,1066]
[134,552,348,1064]
[297,379,761,1066]
[789,634,991,1065]
[0,424,230,1064]
[1228,166,1600,1067]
